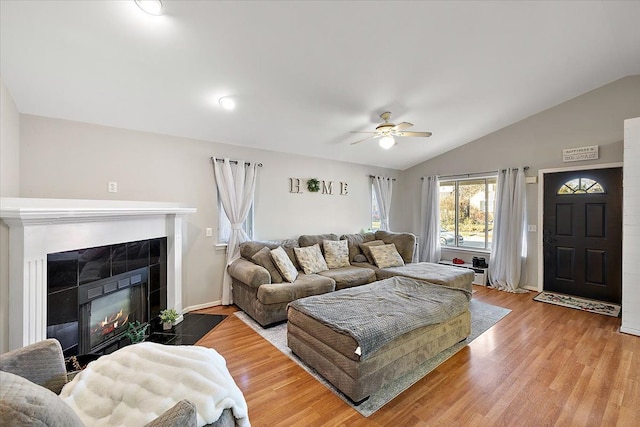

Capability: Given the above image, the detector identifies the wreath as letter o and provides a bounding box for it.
[307,178,320,192]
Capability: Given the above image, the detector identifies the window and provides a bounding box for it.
[557,177,605,194]
[439,177,497,250]
[218,202,253,244]
[371,188,381,231]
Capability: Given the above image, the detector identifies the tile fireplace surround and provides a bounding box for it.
[0,198,196,351]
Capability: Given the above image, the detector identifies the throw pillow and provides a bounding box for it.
[0,371,85,427]
[369,243,405,268]
[359,240,385,264]
[323,239,350,269]
[251,247,283,283]
[293,244,329,275]
[353,254,368,263]
[270,246,299,282]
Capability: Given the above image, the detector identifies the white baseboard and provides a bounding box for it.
[620,326,640,337]
[182,300,222,313]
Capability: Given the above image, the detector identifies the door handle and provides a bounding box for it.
[542,229,556,245]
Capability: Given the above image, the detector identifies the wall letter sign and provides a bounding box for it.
[288,178,348,195]
[289,178,303,193]
[562,145,599,162]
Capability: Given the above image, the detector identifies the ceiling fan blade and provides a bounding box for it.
[393,122,413,131]
[399,131,433,138]
[350,135,379,145]
[350,131,378,134]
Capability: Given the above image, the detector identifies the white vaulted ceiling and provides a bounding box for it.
[1,1,639,170]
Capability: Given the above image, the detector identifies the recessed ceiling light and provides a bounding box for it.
[135,0,163,16]
[219,97,236,111]
[379,135,395,149]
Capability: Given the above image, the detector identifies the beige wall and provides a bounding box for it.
[395,75,640,288]
[5,75,638,352]
[17,115,398,313]
[1,78,20,197]
[0,78,20,353]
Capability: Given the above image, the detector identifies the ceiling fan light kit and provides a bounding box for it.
[218,96,236,110]
[350,111,432,149]
[379,136,396,149]
[134,0,163,16]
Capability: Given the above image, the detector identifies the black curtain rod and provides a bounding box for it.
[211,157,263,167]
[370,175,396,181]
[423,166,529,180]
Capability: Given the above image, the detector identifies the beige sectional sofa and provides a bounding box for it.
[229,230,474,327]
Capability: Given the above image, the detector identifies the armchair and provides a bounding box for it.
[0,339,236,427]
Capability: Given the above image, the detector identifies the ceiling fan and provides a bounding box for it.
[350,111,432,149]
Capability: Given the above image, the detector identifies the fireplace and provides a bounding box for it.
[0,198,196,352]
[79,268,147,354]
[46,238,166,357]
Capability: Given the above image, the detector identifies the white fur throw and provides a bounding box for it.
[60,342,250,427]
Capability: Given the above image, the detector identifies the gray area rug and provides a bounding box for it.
[234,299,511,417]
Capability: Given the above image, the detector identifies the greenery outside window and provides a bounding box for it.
[371,188,381,231]
[557,177,604,194]
[439,176,497,250]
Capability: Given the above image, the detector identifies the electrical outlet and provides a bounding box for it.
[527,225,537,232]
[108,182,118,193]
[205,227,213,237]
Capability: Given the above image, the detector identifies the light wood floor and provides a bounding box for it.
[195,286,640,426]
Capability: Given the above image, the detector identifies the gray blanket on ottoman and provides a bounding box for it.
[376,262,474,292]
[288,276,471,360]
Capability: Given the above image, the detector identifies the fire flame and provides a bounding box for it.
[92,308,129,336]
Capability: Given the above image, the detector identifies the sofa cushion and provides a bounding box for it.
[323,239,350,269]
[0,371,84,427]
[294,244,329,274]
[251,247,283,283]
[298,234,338,253]
[359,240,385,264]
[375,230,416,263]
[257,273,335,305]
[318,266,376,290]
[369,243,405,268]
[240,240,301,270]
[353,254,368,263]
[340,232,376,262]
[0,338,68,395]
[144,400,197,427]
[271,246,299,282]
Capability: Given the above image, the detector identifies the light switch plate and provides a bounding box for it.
[527,225,537,232]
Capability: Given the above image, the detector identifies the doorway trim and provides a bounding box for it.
[536,162,623,292]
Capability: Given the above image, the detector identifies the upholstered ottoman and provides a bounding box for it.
[287,276,471,403]
[362,261,475,292]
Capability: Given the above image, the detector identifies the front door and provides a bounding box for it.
[543,168,622,303]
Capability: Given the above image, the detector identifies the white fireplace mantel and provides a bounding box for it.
[0,198,196,351]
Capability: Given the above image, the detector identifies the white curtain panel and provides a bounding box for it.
[420,176,441,263]
[489,168,528,293]
[213,158,258,305]
[372,176,393,231]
